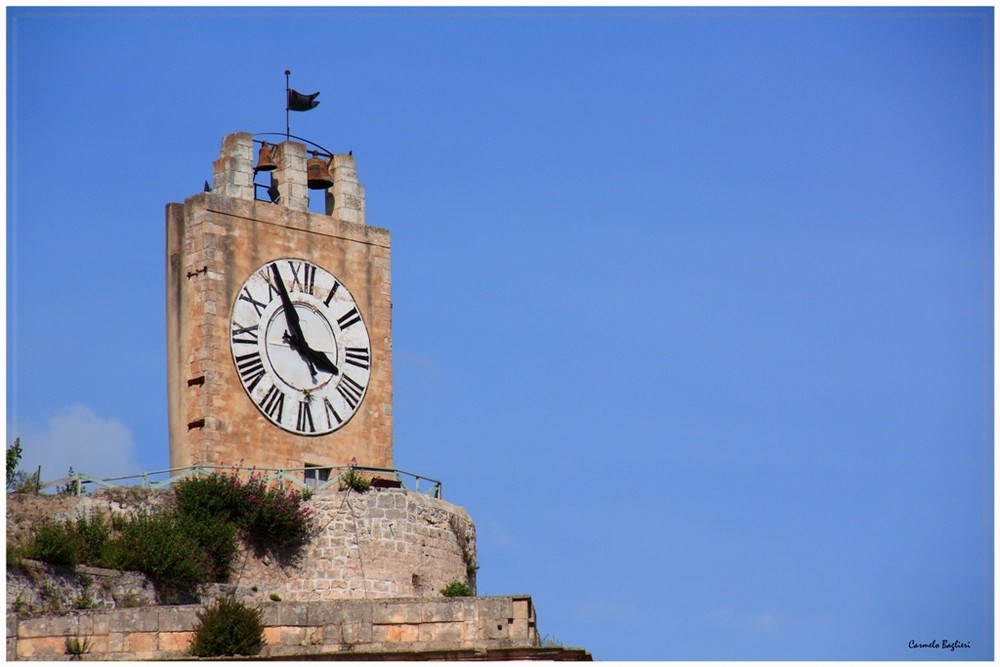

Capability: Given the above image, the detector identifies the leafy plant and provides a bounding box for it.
[175,472,313,563]
[29,520,84,566]
[269,592,281,602]
[65,635,92,660]
[6,438,22,490]
[238,475,313,558]
[106,510,208,599]
[339,465,371,493]
[7,541,26,569]
[441,581,472,597]
[118,590,147,608]
[189,597,266,657]
[23,471,315,600]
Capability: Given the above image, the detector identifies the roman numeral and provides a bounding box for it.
[323,281,340,307]
[297,400,316,433]
[261,268,281,301]
[337,374,365,410]
[337,307,361,330]
[260,385,285,422]
[239,286,268,317]
[345,347,370,370]
[323,398,342,429]
[235,352,265,391]
[288,260,316,295]
[231,322,258,345]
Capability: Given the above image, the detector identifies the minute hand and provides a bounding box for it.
[270,263,339,376]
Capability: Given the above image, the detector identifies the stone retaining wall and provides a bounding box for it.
[7,484,476,608]
[7,595,538,661]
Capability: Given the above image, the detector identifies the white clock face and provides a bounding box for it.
[230,258,372,435]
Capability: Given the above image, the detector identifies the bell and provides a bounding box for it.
[307,152,334,190]
[255,142,276,172]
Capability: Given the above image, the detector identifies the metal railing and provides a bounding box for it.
[24,464,443,499]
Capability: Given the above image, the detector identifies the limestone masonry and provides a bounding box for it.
[166,132,393,472]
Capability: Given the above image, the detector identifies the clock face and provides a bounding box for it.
[230,258,372,435]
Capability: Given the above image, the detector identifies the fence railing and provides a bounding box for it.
[22,464,443,499]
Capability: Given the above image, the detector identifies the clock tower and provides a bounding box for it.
[166,132,392,473]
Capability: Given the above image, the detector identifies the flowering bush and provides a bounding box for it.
[236,472,313,559]
[175,471,313,564]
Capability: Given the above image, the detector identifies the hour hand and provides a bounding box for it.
[305,346,339,376]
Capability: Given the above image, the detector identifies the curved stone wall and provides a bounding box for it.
[235,487,477,601]
[6,486,477,608]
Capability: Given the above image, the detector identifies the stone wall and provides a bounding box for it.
[228,486,476,602]
[7,484,475,609]
[7,595,539,661]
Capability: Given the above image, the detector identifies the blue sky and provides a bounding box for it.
[5,5,994,661]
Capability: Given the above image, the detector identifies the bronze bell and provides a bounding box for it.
[306,151,334,190]
[255,141,277,172]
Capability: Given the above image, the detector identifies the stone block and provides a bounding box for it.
[341,620,372,645]
[17,635,66,659]
[279,625,306,645]
[158,631,194,654]
[125,631,158,653]
[19,614,81,638]
[512,596,532,620]
[158,606,200,632]
[373,600,422,625]
[263,626,283,645]
[419,621,464,644]
[375,623,420,643]
[422,599,463,623]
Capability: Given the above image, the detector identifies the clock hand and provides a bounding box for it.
[270,262,340,377]
[270,263,306,342]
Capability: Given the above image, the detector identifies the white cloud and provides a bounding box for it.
[13,405,143,483]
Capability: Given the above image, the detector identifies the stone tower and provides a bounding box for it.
[166,132,392,474]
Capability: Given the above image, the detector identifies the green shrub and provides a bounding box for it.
[65,635,92,659]
[177,513,237,582]
[189,597,265,657]
[174,474,245,524]
[239,477,313,558]
[6,541,25,569]
[339,466,371,493]
[107,510,208,597]
[441,581,472,597]
[28,520,84,566]
[175,472,313,563]
[23,473,314,600]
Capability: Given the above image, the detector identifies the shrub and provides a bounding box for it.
[175,472,313,563]
[189,597,265,657]
[28,520,84,566]
[174,474,245,524]
[239,477,313,558]
[6,541,25,569]
[177,513,237,582]
[107,510,208,598]
[65,635,92,660]
[441,581,472,597]
[339,466,371,493]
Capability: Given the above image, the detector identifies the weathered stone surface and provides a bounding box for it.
[6,596,544,661]
[167,132,391,475]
